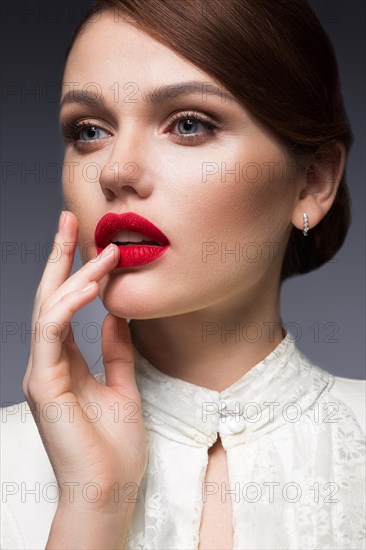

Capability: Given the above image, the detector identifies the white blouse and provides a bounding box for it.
[1,329,365,549]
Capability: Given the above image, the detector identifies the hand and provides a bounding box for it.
[22,211,148,512]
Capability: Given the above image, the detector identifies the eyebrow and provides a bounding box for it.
[59,80,236,109]
[142,81,236,104]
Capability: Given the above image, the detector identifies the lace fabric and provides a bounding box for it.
[92,330,365,549]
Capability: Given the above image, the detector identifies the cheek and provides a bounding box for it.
[62,159,83,215]
[184,150,293,246]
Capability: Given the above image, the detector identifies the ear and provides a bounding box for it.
[291,141,346,232]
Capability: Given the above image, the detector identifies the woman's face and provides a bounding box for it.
[60,10,303,319]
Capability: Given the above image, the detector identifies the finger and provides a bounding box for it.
[102,313,139,397]
[24,211,79,391]
[33,211,79,319]
[26,281,99,403]
[38,242,120,318]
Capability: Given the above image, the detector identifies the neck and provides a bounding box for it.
[129,283,285,392]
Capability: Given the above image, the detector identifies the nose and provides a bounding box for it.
[98,128,153,200]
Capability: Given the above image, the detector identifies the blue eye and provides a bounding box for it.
[62,121,111,146]
[177,119,201,135]
[168,112,219,143]
[79,125,105,141]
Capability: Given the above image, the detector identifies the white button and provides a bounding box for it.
[218,415,246,435]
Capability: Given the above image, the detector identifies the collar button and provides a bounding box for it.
[219,415,246,435]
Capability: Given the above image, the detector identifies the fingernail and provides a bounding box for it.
[58,211,66,232]
[102,244,116,257]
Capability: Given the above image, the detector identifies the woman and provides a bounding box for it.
[1,0,364,548]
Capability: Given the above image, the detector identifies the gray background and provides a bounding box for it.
[1,0,365,405]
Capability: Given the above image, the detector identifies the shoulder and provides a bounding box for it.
[0,400,58,549]
[0,501,26,549]
[0,398,55,479]
[327,375,365,433]
[293,342,365,436]
[1,399,43,441]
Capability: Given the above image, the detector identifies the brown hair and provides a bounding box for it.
[64,0,353,282]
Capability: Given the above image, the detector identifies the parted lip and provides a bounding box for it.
[94,212,170,248]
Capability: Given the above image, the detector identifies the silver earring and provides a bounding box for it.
[303,212,309,236]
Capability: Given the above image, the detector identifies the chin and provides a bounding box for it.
[97,275,176,319]
[99,278,215,320]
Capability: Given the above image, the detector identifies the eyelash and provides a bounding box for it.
[61,110,220,150]
[166,111,219,143]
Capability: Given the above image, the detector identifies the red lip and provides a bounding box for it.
[94,212,170,268]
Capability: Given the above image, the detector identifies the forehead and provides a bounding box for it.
[62,10,211,89]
